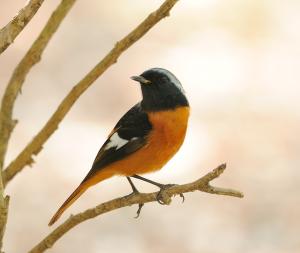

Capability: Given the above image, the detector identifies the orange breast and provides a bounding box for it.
[101,106,190,177]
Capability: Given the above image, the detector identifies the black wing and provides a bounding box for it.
[83,103,152,182]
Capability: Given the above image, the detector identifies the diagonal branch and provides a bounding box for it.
[0,0,77,175]
[2,0,180,187]
[28,164,244,253]
[0,0,45,55]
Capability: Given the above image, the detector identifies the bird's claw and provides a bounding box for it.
[126,189,144,219]
[156,184,185,204]
[179,193,185,203]
[134,203,144,218]
[156,184,176,205]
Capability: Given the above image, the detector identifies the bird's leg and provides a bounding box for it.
[126,176,139,193]
[132,175,185,204]
[132,174,166,188]
[126,177,144,218]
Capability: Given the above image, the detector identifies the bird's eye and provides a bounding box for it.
[161,76,168,82]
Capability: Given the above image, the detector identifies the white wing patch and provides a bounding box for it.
[152,68,185,93]
[105,133,128,150]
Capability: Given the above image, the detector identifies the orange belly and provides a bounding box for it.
[100,106,189,177]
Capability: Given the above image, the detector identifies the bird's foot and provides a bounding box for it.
[126,188,139,197]
[125,188,145,219]
[134,203,144,218]
[126,177,145,218]
[156,184,185,204]
[156,184,184,205]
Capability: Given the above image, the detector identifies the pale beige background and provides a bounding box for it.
[0,0,300,252]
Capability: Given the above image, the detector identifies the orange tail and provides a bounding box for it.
[49,170,115,226]
[48,184,87,226]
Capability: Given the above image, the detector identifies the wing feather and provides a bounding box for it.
[82,103,152,182]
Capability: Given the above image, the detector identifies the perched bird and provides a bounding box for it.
[49,68,190,226]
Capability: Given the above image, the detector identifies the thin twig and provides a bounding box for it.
[28,164,244,253]
[3,0,179,186]
[0,0,77,184]
[0,0,45,55]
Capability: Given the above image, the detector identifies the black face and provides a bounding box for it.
[132,68,189,112]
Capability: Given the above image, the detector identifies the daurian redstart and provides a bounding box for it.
[49,68,189,226]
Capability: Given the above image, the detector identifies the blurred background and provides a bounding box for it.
[1,0,300,252]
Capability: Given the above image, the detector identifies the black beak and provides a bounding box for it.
[130,75,151,84]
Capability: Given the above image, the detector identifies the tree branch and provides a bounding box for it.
[0,0,45,55]
[0,196,9,252]
[0,1,76,249]
[0,0,77,181]
[3,0,180,186]
[28,164,244,253]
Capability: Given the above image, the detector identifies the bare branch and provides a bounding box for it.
[0,1,76,249]
[0,0,45,55]
[3,0,180,186]
[0,0,76,177]
[28,164,244,253]
[0,196,9,251]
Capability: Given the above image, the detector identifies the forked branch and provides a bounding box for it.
[28,164,243,253]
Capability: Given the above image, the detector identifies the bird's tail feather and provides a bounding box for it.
[48,184,86,226]
[48,169,115,226]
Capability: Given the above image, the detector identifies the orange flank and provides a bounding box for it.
[48,106,189,226]
[114,106,190,176]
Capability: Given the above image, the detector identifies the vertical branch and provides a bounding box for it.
[0,0,77,173]
[0,0,77,250]
[0,0,45,55]
[0,196,9,252]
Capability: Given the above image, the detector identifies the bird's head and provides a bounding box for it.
[131,68,189,111]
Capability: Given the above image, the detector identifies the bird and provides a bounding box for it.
[49,68,190,226]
